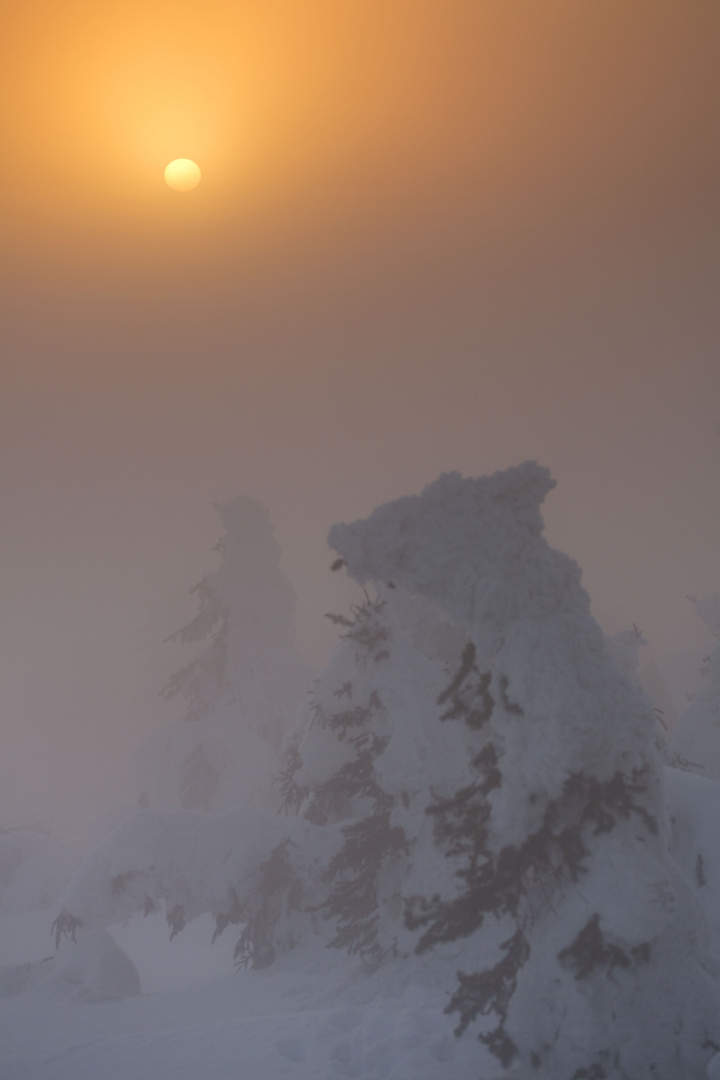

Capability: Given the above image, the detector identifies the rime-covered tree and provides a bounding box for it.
[329,463,720,1080]
[136,496,312,813]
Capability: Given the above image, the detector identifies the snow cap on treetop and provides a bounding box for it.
[328,462,564,632]
[213,495,282,567]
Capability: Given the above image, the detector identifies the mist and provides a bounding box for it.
[0,0,718,842]
[3,8,720,1076]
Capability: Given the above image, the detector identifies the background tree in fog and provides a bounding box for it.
[670,595,720,779]
[136,496,312,813]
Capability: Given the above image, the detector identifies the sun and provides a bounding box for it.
[164,159,202,191]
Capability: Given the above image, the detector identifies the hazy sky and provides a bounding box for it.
[1,1,718,834]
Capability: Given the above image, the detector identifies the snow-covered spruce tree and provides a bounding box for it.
[136,496,312,813]
[279,588,467,962]
[329,463,720,1080]
[670,595,720,779]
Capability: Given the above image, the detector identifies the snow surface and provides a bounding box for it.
[2,766,720,1078]
[0,910,488,1080]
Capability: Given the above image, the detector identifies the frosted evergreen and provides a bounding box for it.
[135,496,313,813]
[330,462,720,1079]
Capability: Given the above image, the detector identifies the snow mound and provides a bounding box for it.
[0,929,140,1003]
[40,929,141,1002]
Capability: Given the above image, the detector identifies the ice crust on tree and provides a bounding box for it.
[135,497,313,814]
[329,462,720,1079]
[670,595,720,779]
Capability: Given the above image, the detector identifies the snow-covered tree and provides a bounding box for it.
[329,463,720,1080]
[136,496,313,813]
[670,595,720,778]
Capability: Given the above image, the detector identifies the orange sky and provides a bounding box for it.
[0,1,719,832]
[3,2,716,261]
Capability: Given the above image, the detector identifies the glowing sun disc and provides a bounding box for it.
[164,158,202,191]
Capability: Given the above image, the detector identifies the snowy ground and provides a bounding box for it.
[0,911,488,1080]
[4,767,720,1080]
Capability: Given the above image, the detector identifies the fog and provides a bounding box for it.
[0,0,718,835]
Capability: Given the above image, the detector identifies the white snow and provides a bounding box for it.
[0,912,488,1080]
[2,766,720,1078]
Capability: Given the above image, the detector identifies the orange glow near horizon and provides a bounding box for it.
[0,2,554,252]
[1,3,720,842]
[2,2,717,269]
